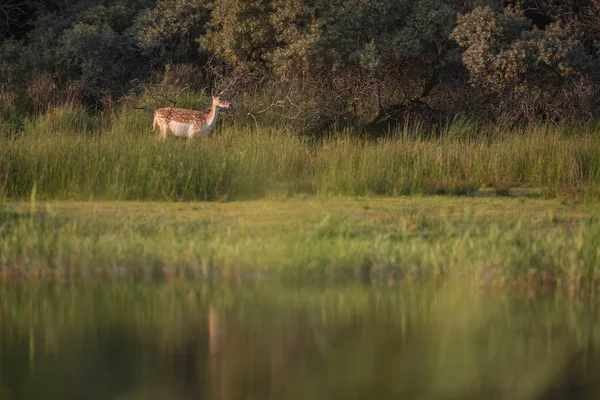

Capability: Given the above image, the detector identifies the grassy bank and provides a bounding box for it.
[1,198,599,286]
[1,109,600,201]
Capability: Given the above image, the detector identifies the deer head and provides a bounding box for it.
[212,88,231,109]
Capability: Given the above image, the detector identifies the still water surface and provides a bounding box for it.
[1,281,600,400]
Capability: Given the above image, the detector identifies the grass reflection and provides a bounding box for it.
[0,282,600,400]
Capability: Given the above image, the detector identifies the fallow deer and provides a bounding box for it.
[153,89,231,141]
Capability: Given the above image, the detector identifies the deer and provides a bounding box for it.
[152,89,231,141]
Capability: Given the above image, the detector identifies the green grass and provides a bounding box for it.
[1,108,599,201]
[2,108,600,285]
[1,197,599,286]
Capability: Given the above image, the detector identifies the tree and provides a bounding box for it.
[58,23,140,99]
[201,0,483,129]
[200,0,276,73]
[0,0,35,39]
[451,5,599,121]
[132,0,211,63]
[0,0,154,105]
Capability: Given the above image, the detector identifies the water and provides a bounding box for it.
[1,281,600,400]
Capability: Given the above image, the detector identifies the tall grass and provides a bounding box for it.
[1,199,599,285]
[1,108,599,201]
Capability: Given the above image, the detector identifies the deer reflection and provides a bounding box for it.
[205,304,319,400]
[209,306,221,356]
[208,305,232,400]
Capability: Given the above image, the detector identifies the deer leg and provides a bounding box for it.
[187,127,196,140]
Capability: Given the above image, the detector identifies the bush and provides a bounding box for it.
[201,0,474,131]
[0,0,599,128]
[25,105,102,137]
[132,0,210,63]
[451,6,600,122]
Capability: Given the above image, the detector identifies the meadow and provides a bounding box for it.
[1,107,600,286]
[0,197,599,287]
[1,106,600,202]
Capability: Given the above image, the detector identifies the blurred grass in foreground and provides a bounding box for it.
[1,198,598,287]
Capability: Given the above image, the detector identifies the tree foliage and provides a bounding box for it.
[133,0,210,63]
[201,0,486,128]
[452,5,599,121]
[202,0,473,87]
[0,0,597,126]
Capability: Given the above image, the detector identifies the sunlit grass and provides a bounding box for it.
[1,198,598,286]
[1,109,599,201]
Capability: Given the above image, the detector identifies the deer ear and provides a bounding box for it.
[211,87,216,96]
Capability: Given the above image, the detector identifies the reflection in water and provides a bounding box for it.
[209,306,221,356]
[1,282,600,399]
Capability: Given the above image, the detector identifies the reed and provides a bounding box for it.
[1,109,599,201]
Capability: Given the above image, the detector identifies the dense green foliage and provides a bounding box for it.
[1,0,599,129]
[452,5,599,121]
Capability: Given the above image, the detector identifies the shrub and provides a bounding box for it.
[451,6,600,122]
[132,0,211,63]
[25,105,101,137]
[201,0,475,131]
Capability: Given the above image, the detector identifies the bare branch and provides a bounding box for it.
[0,0,35,38]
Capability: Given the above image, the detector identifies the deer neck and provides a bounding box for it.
[206,102,220,128]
